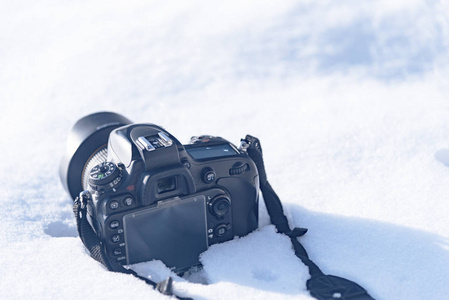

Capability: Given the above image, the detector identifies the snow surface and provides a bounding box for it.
[1,0,449,299]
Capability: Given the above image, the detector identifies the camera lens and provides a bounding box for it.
[59,112,132,200]
[209,195,231,217]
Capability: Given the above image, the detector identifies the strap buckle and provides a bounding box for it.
[78,191,91,210]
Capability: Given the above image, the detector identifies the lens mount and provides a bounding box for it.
[59,112,132,200]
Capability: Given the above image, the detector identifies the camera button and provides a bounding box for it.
[110,220,120,229]
[111,235,120,243]
[214,224,230,237]
[203,170,216,183]
[109,200,119,210]
[123,197,133,206]
[182,159,191,169]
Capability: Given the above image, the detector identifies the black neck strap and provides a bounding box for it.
[243,135,374,300]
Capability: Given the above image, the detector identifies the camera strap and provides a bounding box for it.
[73,194,192,300]
[242,135,375,300]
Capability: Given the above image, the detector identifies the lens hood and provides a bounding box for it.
[59,112,132,200]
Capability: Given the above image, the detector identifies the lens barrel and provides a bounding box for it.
[59,112,132,200]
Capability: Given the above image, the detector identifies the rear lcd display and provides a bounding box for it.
[186,144,238,160]
[123,195,208,271]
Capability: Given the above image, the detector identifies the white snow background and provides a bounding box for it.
[1,0,449,299]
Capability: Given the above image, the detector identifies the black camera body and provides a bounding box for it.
[60,113,259,272]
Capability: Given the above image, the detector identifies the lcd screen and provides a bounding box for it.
[123,195,208,271]
[186,144,238,160]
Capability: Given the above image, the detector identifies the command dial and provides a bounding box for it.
[88,161,122,190]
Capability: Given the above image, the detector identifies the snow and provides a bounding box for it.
[1,0,449,299]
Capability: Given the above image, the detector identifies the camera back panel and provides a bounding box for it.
[99,188,233,271]
[84,124,259,272]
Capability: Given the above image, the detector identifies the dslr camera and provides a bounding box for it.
[60,112,259,272]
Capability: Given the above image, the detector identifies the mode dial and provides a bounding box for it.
[88,161,122,190]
